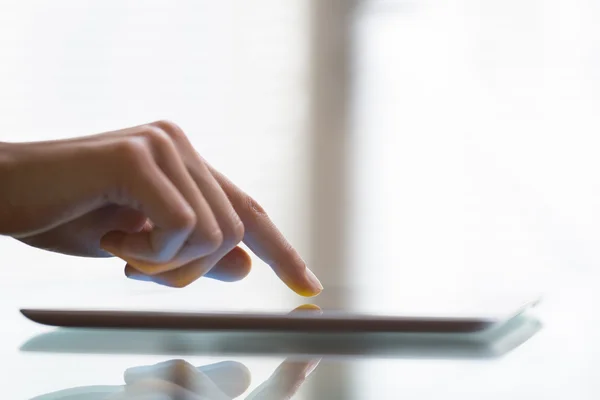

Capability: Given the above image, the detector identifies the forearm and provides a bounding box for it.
[0,142,15,235]
[0,141,14,162]
[0,142,13,179]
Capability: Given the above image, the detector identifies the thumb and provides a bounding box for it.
[19,205,149,258]
[94,205,149,234]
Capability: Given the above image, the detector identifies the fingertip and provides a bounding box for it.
[124,264,154,282]
[294,287,323,298]
[159,274,195,288]
[227,247,253,280]
[304,268,324,293]
[278,267,324,297]
[125,264,176,286]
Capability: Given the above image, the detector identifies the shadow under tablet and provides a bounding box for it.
[20,313,541,360]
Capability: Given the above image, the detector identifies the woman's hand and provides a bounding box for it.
[0,121,322,296]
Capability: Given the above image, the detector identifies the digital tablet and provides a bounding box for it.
[20,296,539,333]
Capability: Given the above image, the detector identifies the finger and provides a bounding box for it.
[123,360,230,400]
[125,360,251,399]
[99,139,197,264]
[204,246,252,282]
[152,121,245,273]
[126,239,242,288]
[122,126,224,273]
[245,358,321,400]
[19,205,148,258]
[75,205,148,235]
[147,241,236,288]
[102,130,222,273]
[196,361,252,398]
[206,163,323,297]
[125,246,252,285]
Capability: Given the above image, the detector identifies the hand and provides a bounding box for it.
[30,357,320,400]
[0,121,322,295]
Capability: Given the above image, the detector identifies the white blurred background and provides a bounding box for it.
[2,0,600,397]
[350,0,600,301]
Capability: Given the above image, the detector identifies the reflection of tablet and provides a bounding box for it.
[20,313,541,359]
[20,299,538,333]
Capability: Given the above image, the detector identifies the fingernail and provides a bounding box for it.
[304,268,323,294]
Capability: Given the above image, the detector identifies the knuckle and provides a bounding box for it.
[150,120,186,142]
[230,218,245,243]
[219,214,245,248]
[203,228,224,251]
[245,196,268,220]
[173,208,197,232]
[115,137,151,167]
[141,125,174,148]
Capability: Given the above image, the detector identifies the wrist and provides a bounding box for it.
[0,143,15,236]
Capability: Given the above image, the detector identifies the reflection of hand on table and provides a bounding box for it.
[31,357,320,400]
[108,360,251,400]
[31,306,322,400]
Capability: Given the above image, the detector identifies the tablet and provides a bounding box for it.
[20,312,541,359]
[20,296,539,333]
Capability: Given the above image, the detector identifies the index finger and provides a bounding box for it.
[206,163,323,297]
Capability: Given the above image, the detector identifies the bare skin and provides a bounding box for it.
[0,120,323,296]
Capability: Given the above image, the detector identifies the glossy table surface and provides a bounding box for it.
[2,266,599,400]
